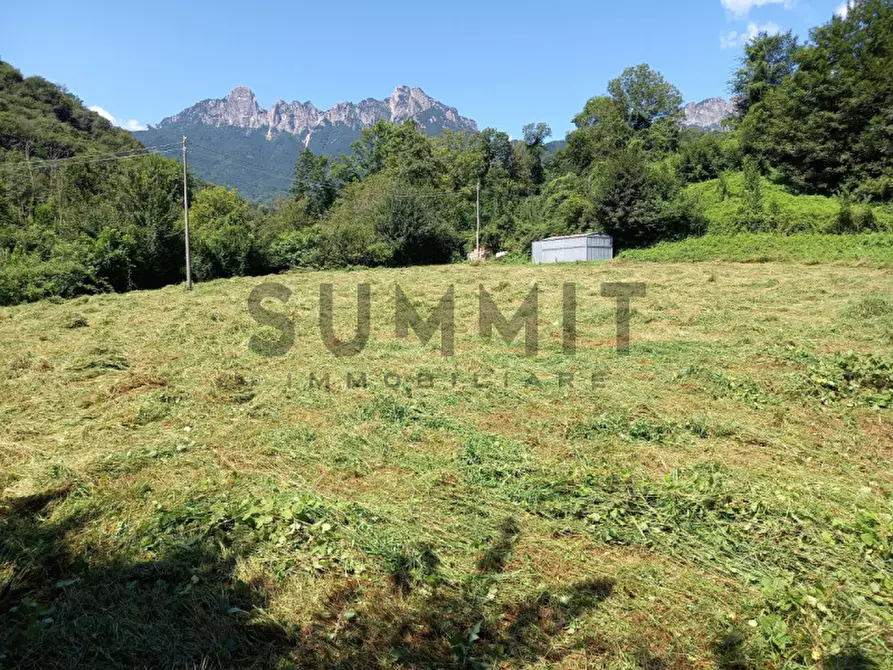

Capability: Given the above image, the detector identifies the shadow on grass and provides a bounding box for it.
[825,650,880,670]
[0,486,286,667]
[1,495,614,668]
[476,516,520,573]
[712,628,750,670]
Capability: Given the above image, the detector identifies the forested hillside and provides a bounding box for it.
[1,0,891,306]
[0,60,196,304]
[0,63,140,159]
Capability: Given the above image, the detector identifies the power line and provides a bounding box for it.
[184,142,469,200]
[0,144,181,174]
[2,143,181,167]
[0,139,470,200]
[387,191,461,199]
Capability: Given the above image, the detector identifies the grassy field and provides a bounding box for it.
[1,259,892,668]
[618,233,893,267]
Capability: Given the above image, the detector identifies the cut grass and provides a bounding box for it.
[0,260,891,668]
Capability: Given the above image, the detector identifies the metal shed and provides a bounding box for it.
[531,233,613,264]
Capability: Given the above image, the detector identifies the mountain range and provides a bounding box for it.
[133,88,733,201]
[133,86,477,200]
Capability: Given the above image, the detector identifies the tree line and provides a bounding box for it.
[0,0,891,305]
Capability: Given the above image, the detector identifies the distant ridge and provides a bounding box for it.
[134,85,478,201]
[149,84,478,144]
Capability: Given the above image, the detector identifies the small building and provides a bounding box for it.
[531,233,613,264]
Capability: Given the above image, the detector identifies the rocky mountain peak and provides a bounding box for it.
[682,97,735,131]
[223,86,264,127]
[154,85,477,138]
[226,86,256,102]
[388,86,433,119]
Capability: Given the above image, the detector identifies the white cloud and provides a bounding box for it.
[88,105,146,132]
[122,119,147,131]
[835,0,852,18]
[720,20,781,48]
[721,0,792,18]
[88,105,115,123]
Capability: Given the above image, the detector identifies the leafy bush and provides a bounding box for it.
[268,226,321,269]
[686,173,893,235]
[674,130,741,184]
[802,352,893,408]
[832,194,881,235]
[317,175,459,267]
[0,256,99,306]
[373,191,460,266]
[90,227,135,292]
[189,186,262,279]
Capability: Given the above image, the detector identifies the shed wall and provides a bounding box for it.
[531,234,613,264]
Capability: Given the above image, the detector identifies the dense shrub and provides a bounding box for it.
[686,173,893,235]
[0,256,99,306]
[593,147,706,249]
[268,226,321,269]
[674,130,741,184]
[190,186,263,279]
[316,176,460,267]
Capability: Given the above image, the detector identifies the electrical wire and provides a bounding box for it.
[190,142,464,199]
[0,144,182,173]
[1,138,468,202]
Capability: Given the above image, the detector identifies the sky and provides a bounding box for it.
[0,0,852,139]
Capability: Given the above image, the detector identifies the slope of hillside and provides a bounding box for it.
[2,261,892,668]
[137,122,305,201]
[618,232,893,264]
[0,60,140,160]
[0,59,191,305]
[685,172,893,233]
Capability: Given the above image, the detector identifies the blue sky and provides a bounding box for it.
[1,0,850,139]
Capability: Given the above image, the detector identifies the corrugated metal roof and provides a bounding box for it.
[539,232,611,241]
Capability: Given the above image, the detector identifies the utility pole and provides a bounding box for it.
[475,179,481,258]
[182,136,193,290]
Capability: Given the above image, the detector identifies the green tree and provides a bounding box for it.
[291,148,338,216]
[113,154,185,289]
[384,121,440,186]
[541,174,594,231]
[674,129,741,184]
[607,64,683,132]
[593,147,703,248]
[734,156,766,231]
[374,191,459,265]
[560,96,631,173]
[730,30,799,118]
[521,122,552,187]
[559,64,683,175]
[189,186,259,278]
[742,0,893,196]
